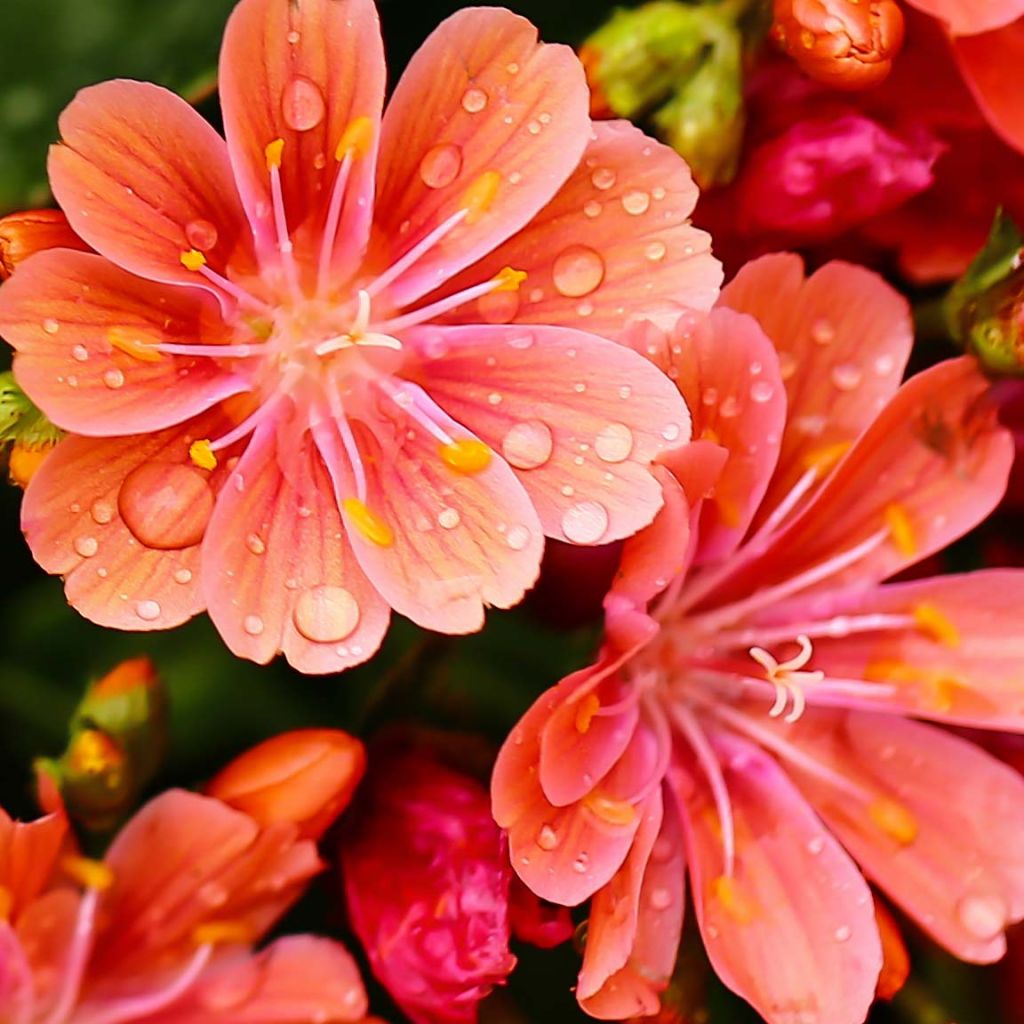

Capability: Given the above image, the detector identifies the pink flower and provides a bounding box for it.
[0,0,717,673]
[493,254,1024,1023]
[0,789,371,1023]
[340,747,516,1024]
[904,0,1024,35]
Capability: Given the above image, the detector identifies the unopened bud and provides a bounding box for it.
[874,900,909,1001]
[0,372,62,487]
[771,0,904,90]
[7,439,56,488]
[206,728,365,840]
[0,208,88,280]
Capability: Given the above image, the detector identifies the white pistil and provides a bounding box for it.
[154,342,262,359]
[714,613,916,650]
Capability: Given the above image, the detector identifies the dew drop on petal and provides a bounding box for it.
[875,354,896,376]
[185,219,219,251]
[478,289,520,324]
[562,501,609,544]
[243,614,265,637]
[571,853,590,874]
[645,240,667,262]
[43,318,59,335]
[594,423,634,463]
[591,167,616,190]
[90,500,114,525]
[461,87,488,113]
[831,363,863,391]
[419,143,463,189]
[103,368,125,390]
[583,200,602,218]
[502,420,554,470]
[537,825,559,850]
[173,568,194,585]
[281,76,326,131]
[622,190,651,215]
[74,536,98,558]
[293,585,360,644]
[811,319,835,345]
[807,836,825,856]
[506,525,531,551]
[750,379,774,403]
[833,924,852,943]
[118,463,214,550]
[72,344,89,362]
[553,245,605,298]
[507,332,534,350]
[662,422,681,442]
[957,893,1007,940]
[246,533,266,556]
[136,600,161,621]
[649,887,672,911]
[438,506,460,529]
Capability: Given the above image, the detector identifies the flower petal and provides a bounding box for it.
[904,0,1024,34]
[0,250,248,436]
[219,0,385,275]
[0,925,33,1024]
[372,7,590,307]
[414,323,690,545]
[0,809,67,918]
[953,22,1024,154]
[48,81,250,288]
[202,422,390,673]
[433,120,720,336]
[680,731,881,1024]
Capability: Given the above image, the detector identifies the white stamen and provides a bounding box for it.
[197,265,275,317]
[41,888,101,1024]
[317,150,354,298]
[365,209,469,299]
[324,383,369,504]
[375,276,509,335]
[268,162,303,302]
[155,343,261,359]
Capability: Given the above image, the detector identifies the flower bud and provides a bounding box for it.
[1,371,63,488]
[0,208,88,279]
[874,899,910,1001]
[340,747,516,1023]
[772,0,904,90]
[7,439,56,488]
[206,728,365,840]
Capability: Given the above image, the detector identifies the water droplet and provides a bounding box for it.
[461,87,488,113]
[537,825,558,850]
[622,190,651,215]
[874,354,895,376]
[136,600,161,621]
[42,318,59,334]
[750,380,774,403]
[618,385,632,400]
[286,29,301,44]
[293,585,360,644]
[103,368,125,390]
[831,363,862,391]
[562,501,609,544]
[419,143,463,189]
[118,463,214,550]
[807,836,825,856]
[502,420,554,470]
[572,853,590,874]
[488,391,502,406]
[90,500,114,525]
[66,375,78,388]
[72,344,89,362]
[438,506,460,529]
[506,525,531,550]
[553,245,605,298]
[649,887,672,911]
[74,536,98,558]
[281,76,326,131]
[199,882,228,907]
[661,423,681,442]
[173,568,194,585]
[185,218,219,251]
[595,423,634,463]
[478,289,519,324]
[833,924,852,943]
[576,301,594,318]
[591,167,616,190]
[243,614,265,636]
[957,893,1007,940]
[507,332,534,350]
[246,532,266,556]
[811,319,835,345]
[506,62,520,74]
[527,119,541,135]
[645,240,667,262]
[583,200,602,218]
[719,395,740,418]
[778,351,797,380]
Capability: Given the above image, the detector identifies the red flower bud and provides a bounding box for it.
[874,900,910,1001]
[205,728,365,840]
[0,209,88,280]
[772,0,905,90]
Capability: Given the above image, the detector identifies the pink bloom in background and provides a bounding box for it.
[0,790,371,1023]
[493,253,1024,1023]
[340,747,516,1024]
[0,0,717,673]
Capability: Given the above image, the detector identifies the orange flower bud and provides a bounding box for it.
[874,899,910,1001]
[0,209,89,280]
[772,0,904,91]
[7,440,55,488]
[206,729,365,840]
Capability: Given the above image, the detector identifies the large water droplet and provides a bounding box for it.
[957,893,1007,940]
[185,218,219,251]
[118,463,214,550]
[136,599,161,621]
[506,525,531,551]
[552,245,605,298]
[419,143,463,189]
[438,506,460,529]
[293,585,360,644]
[537,825,558,850]
[461,87,488,113]
[244,614,265,636]
[622,190,651,215]
[478,289,520,324]
[562,501,609,544]
[74,536,98,558]
[594,423,634,463]
[282,76,326,131]
[502,420,554,470]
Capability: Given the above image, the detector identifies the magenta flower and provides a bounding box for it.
[0,0,717,673]
[493,254,1024,1022]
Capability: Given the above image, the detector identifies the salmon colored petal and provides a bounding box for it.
[15,889,78,1018]
[0,251,248,436]
[332,389,543,634]
[0,925,33,1024]
[681,731,881,1024]
[415,323,690,545]
[202,422,390,674]
[219,0,385,274]
[0,810,67,918]
[787,710,1024,962]
[49,81,250,288]
[721,255,913,529]
[904,0,1024,33]
[372,7,590,307]
[21,416,232,631]
[954,23,1024,154]
[433,120,720,336]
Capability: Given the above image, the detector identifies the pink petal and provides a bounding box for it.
[904,0,1024,33]
[415,323,690,545]
[0,251,247,436]
[680,731,881,1024]
[0,810,67,918]
[330,391,543,634]
[202,422,390,673]
[15,889,79,1018]
[788,710,1024,962]
[219,0,385,275]
[721,254,914,529]
[49,81,250,288]
[372,7,590,308]
[433,120,720,337]
[954,22,1024,154]
[0,925,33,1024]
[21,417,233,631]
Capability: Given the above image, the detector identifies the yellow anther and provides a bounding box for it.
[803,440,852,475]
[864,660,964,713]
[0,886,11,922]
[107,326,163,363]
[189,439,218,471]
[493,266,527,293]
[711,875,757,924]
[583,791,637,827]
[68,729,124,785]
[180,248,208,272]
[574,693,601,734]
[440,438,492,475]
[869,798,919,846]
[913,603,960,648]
[884,503,917,558]
[461,170,502,225]
[924,675,961,713]
[343,498,394,547]
[62,855,115,892]
[264,137,285,171]
[192,920,255,947]
[335,116,374,161]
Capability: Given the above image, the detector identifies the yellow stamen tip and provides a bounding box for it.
[336,116,374,161]
[912,602,960,648]
[192,921,255,947]
[884,503,917,558]
[711,875,757,924]
[574,693,600,734]
[869,798,919,846]
[62,855,115,892]
[180,248,208,272]
[343,498,394,547]
[107,326,163,363]
[264,137,285,171]
[461,170,502,226]
[493,266,527,293]
[803,440,852,476]
[68,729,125,782]
[440,438,491,475]
[189,439,218,471]
[8,442,53,489]
[582,791,637,827]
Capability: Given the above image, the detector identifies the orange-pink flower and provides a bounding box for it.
[493,254,1024,1023]
[0,0,717,673]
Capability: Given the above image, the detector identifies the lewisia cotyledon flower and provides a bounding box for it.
[493,253,1024,1023]
[0,0,720,672]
